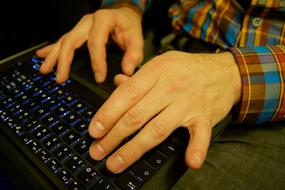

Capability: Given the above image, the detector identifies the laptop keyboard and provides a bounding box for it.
[0,57,178,190]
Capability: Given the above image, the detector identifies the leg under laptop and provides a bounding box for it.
[171,122,285,190]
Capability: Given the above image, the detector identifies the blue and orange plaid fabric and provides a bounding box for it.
[101,0,285,124]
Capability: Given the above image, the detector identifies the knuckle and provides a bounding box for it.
[94,9,108,18]
[61,33,75,49]
[87,39,96,49]
[125,83,140,100]
[81,13,92,21]
[61,35,70,45]
[125,106,144,125]
[168,80,188,92]
[150,120,168,139]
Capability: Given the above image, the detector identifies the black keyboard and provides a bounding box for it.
[0,56,180,190]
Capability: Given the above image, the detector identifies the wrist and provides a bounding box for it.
[222,52,242,105]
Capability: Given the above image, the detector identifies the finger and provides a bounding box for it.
[105,105,180,173]
[88,11,116,83]
[56,15,93,83]
[120,35,144,76]
[89,66,157,139]
[36,44,55,58]
[89,84,169,160]
[114,74,130,86]
[184,118,212,169]
[39,41,61,75]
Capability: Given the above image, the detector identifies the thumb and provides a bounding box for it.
[185,119,212,169]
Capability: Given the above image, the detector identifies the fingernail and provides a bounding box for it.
[95,72,103,82]
[93,121,105,134]
[110,155,125,173]
[92,143,105,160]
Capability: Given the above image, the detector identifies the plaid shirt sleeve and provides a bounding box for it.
[230,46,285,124]
[101,0,151,14]
[168,0,285,124]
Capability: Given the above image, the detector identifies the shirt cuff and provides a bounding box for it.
[101,0,151,15]
[230,46,285,124]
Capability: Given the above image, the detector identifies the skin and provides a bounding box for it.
[36,7,242,174]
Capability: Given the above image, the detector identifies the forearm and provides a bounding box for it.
[230,45,285,124]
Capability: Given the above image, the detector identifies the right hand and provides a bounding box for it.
[36,7,144,83]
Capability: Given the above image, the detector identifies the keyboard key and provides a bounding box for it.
[45,82,59,93]
[28,140,42,153]
[31,125,51,141]
[53,145,73,161]
[130,161,154,182]
[62,94,77,106]
[65,155,86,173]
[42,134,61,150]
[0,110,9,121]
[81,108,96,121]
[36,77,52,87]
[74,120,89,134]
[9,88,22,97]
[77,166,100,185]
[1,97,14,108]
[54,88,66,99]
[92,178,114,190]
[41,114,58,127]
[21,133,33,145]
[26,119,41,131]
[35,91,50,102]
[26,85,42,96]
[6,104,22,116]
[2,118,16,128]
[71,101,87,113]
[53,104,70,117]
[74,139,91,155]
[158,141,177,158]
[23,99,39,111]
[145,151,167,169]
[21,79,34,90]
[13,125,27,136]
[45,98,60,110]
[67,180,84,190]
[63,112,81,125]
[47,159,62,174]
[15,93,29,103]
[37,149,52,163]
[62,130,81,145]
[57,169,73,185]
[114,172,141,190]
[32,106,49,118]
[14,111,30,124]
[50,122,70,136]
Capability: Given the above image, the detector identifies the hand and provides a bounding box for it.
[36,7,144,83]
[88,51,242,173]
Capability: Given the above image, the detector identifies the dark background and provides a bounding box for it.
[0,0,101,60]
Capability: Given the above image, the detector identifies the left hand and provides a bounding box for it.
[88,51,242,173]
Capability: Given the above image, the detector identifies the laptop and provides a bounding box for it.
[0,2,231,189]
